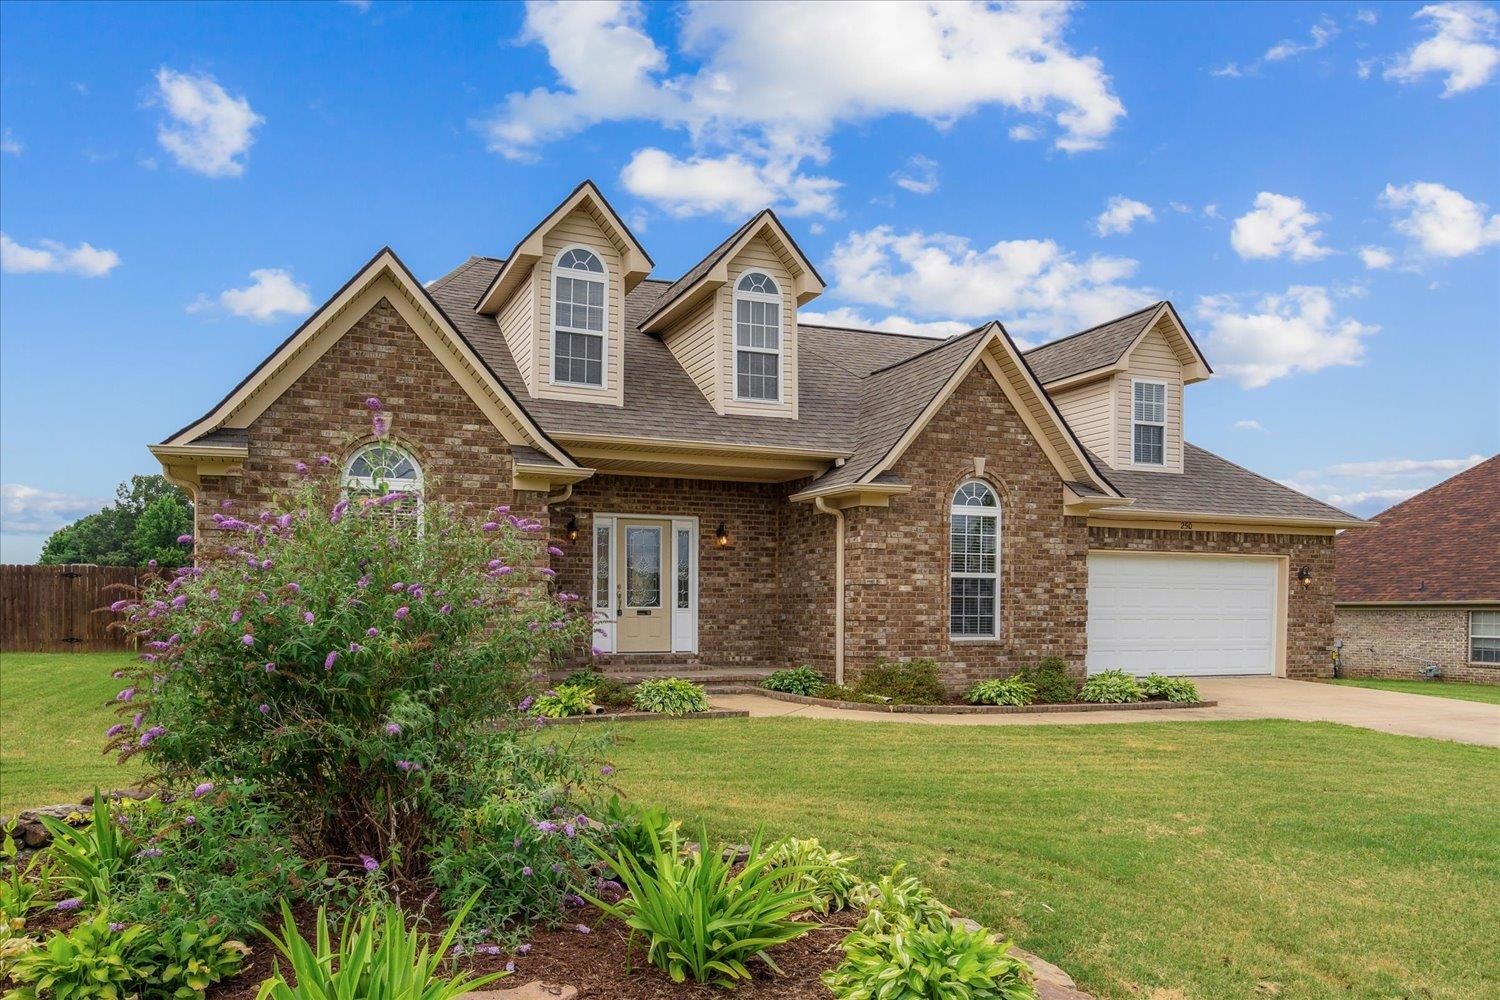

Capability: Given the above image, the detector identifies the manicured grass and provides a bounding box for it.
[609,716,1499,1000]
[1332,676,1500,704]
[0,651,141,815]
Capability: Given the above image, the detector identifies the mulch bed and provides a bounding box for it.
[738,687,1215,715]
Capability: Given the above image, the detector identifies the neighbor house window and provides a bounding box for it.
[1132,379,1166,466]
[1471,611,1500,663]
[950,481,999,639]
[552,246,606,388]
[733,271,782,402]
[345,443,422,519]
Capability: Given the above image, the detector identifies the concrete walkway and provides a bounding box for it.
[709,677,1500,747]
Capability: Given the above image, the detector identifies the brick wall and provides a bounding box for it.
[777,492,837,675]
[1335,605,1500,683]
[193,297,548,550]
[841,364,1091,691]
[1088,525,1337,679]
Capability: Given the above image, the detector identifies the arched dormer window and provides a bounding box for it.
[552,246,607,388]
[733,271,782,402]
[346,442,423,519]
[949,480,999,639]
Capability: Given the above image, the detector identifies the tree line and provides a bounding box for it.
[39,475,194,568]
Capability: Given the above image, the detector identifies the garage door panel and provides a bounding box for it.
[1087,554,1278,676]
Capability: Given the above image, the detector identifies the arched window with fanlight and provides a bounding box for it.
[733,271,782,402]
[345,442,423,519]
[949,480,1000,639]
[552,246,607,388]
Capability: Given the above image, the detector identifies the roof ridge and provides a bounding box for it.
[1185,442,1359,520]
[1352,453,1497,523]
[1023,301,1164,356]
[799,334,869,378]
[864,323,990,377]
[798,321,955,342]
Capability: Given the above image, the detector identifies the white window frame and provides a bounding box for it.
[344,442,424,527]
[949,480,1001,641]
[550,244,609,390]
[1470,610,1500,664]
[1131,378,1167,467]
[732,270,783,404]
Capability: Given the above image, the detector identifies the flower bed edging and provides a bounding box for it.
[540,708,749,725]
[728,687,1215,715]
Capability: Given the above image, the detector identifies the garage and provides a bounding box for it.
[1086,553,1281,676]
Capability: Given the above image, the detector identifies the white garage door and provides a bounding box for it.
[1087,553,1279,676]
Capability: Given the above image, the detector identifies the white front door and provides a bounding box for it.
[1087,553,1280,676]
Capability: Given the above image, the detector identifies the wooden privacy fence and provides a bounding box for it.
[0,564,154,652]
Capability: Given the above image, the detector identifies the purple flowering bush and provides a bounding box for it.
[106,438,596,875]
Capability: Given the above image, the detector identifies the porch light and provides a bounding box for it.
[565,515,580,544]
[715,522,731,548]
[1296,566,1313,588]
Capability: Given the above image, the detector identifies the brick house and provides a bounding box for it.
[151,181,1365,688]
[1334,455,1499,683]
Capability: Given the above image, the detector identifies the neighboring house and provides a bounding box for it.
[151,181,1364,688]
[1334,455,1499,683]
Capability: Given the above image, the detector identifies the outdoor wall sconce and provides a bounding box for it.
[1296,566,1313,588]
[715,522,731,548]
[565,515,580,544]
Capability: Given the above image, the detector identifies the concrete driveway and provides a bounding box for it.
[710,677,1500,747]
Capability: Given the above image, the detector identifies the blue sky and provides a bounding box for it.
[2,0,1497,561]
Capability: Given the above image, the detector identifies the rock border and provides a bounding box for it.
[726,686,1215,715]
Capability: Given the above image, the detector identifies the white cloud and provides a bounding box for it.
[0,128,21,155]
[1203,204,1221,219]
[1007,124,1041,141]
[1234,419,1264,431]
[799,306,971,339]
[0,484,104,535]
[201,268,314,322]
[1266,16,1339,61]
[1282,453,1486,515]
[1094,195,1155,236]
[1230,192,1334,261]
[0,233,121,277]
[818,225,1156,344]
[1380,180,1500,258]
[1355,9,1379,26]
[892,155,940,196]
[1321,454,1486,478]
[1358,245,1395,269]
[479,1,1124,216]
[152,67,264,178]
[1357,58,1376,79]
[1195,285,1377,387]
[620,148,839,218]
[1385,2,1500,95]
[1210,62,1244,78]
[342,0,372,10]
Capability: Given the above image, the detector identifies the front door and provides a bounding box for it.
[616,518,672,653]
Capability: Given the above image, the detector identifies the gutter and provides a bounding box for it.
[812,496,846,687]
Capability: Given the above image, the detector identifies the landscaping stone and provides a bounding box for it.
[469,982,577,1000]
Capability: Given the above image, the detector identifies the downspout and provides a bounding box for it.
[812,496,846,686]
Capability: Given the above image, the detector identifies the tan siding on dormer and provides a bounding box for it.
[720,234,798,419]
[665,296,722,412]
[1115,317,1184,472]
[533,207,625,407]
[497,269,536,394]
[1052,381,1114,466]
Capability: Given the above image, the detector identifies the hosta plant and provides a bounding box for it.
[143,919,251,998]
[849,865,952,936]
[765,836,860,913]
[1141,673,1202,703]
[965,676,1037,707]
[533,681,596,718]
[5,914,155,1000]
[1077,669,1144,704]
[822,919,1036,1000]
[585,825,817,988]
[761,666,825,696]
[632,677,710,716]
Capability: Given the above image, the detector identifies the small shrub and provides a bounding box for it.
[586,825,817,988]
[1016,657,1078,704]
[965,676,1036,707]
[1078,669,1144,704]
[765,837,860,914]
[814,684,884,704]
[632,677,709,716]
[254,895,505,1000]
[822,919,1036,1000]
[762,666,826,696]
[564,668,634,708]
[1141,674,1201,703]
[533,682,596,718]
[854,658,946,705]
[5,914,155,1000]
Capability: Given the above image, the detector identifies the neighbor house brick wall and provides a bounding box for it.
[193,297,548,550]
[1088,525,1336,679]
[1334,605,1500,683]
[840,364,1090,692]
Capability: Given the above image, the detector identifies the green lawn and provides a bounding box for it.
[1332,676,1500,704]
[0,652,141,815]
[609,717,1499,1000]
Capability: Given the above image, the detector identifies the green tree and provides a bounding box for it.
[38,475,193,566]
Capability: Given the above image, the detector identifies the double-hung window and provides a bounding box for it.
[552,247,606,388]
[1471,611,1500,664]
[1132,379,1167,466]
[733,271,782,402]
[950,481,1000,639]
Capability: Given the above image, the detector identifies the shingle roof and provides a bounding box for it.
[640,213,765,330]
[1099,444,1363,523]
[1022,303,1162,384]
[1335,455,1500,603]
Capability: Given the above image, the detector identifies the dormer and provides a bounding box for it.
[1027,301,1210,474]
[640,211,824,419]
[474,181,653,408]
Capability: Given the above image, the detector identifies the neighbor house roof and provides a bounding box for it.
[1335,455,1500,604]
